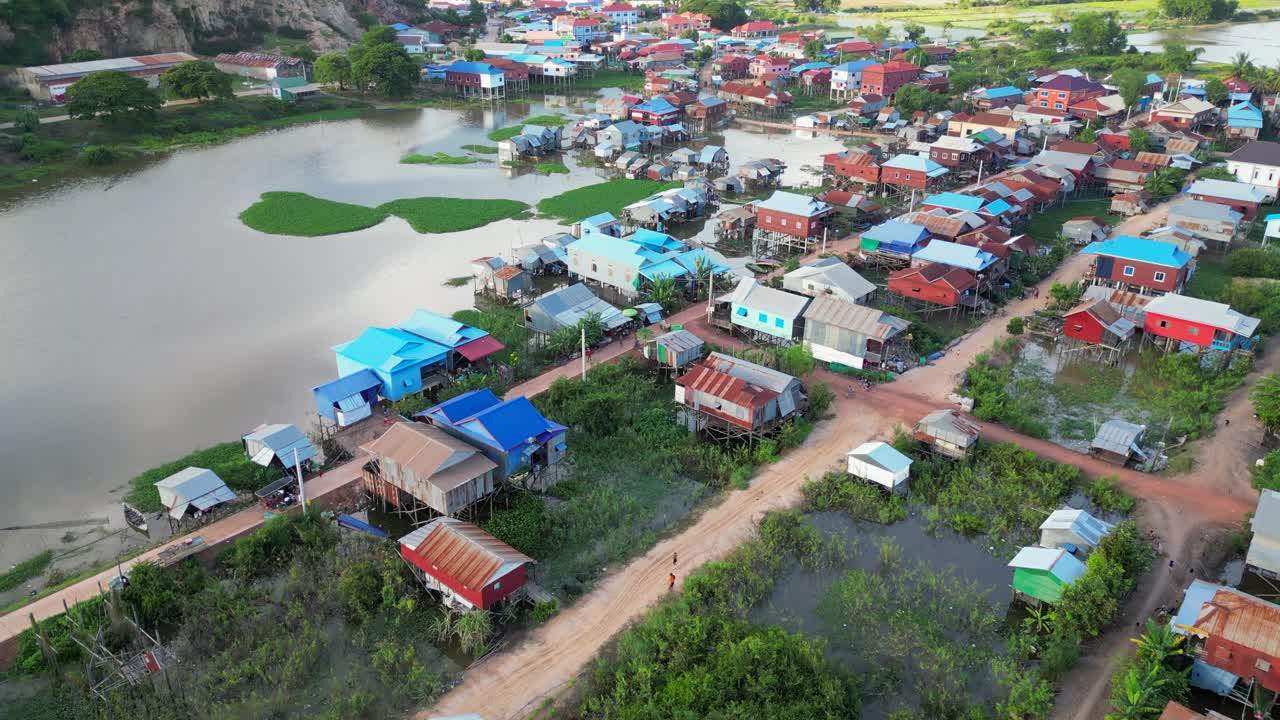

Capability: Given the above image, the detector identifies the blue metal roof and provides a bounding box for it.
[633,97,677,114]
[1228,101,1264,129]
[976,85,1023,99]
[631,228,686,252]
[1146,73,1164,85]
[924,192,984,213]
[422,388,502,424]
[1266,213,1280,222]
[334,327,449,373]
[983,198,1014,215]
[832,60,876,73]
[912,240,998,272]
[391,22,411,30]
[570,232,649,268]
[791,61,832,73]
[883,154,947,176]
[863,219,929,245]
[399,309,487,348]
[448,61,502,75]
[338,513,388,538]
[581,212,619,229]
[458,396,567,451]
[313,369,381,418]
[1080,236,1193,269]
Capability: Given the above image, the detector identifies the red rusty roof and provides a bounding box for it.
[677,362,777,424]
[215,51,303,68]
[1196,588,1280,659]
[134,53,198,65]
[403,518,532,591]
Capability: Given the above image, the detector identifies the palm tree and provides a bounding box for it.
[647,274,680,312]
[1231,51,1254,81]
[1144,167,1184,198]
[1105,665,1170,720]
[1131,619,1185,667]
[1024,606,1056,635]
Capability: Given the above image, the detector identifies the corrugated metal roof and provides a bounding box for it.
[1195,588,1280,658]
[1009,547,1086,584]
[1081,236,1193,268]
[532,283,628,330]
[1091,418,1146,456]
[677,362,777,411]
[1040,508,1114,547]
[754,190,832,217]
[652,328,703,354]
[242,423,317,467]
[783,258,876,302]
[802,296,907,339]
[704,351,797,394]
[911,239,998,272]
[400,518,532,590]
[457,396,566,451]
[915,409,979,447]
[847,441,912,473]
[1169,197,1244,224]
[725,277,811,319]
[313,369,381,412]
[1144,293,1260,337]
[1189,178,1268,203]
[361,422,497,492]
[155,467,235,518]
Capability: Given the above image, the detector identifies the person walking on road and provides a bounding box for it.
[668,572,676,591]
[673,551,678,565]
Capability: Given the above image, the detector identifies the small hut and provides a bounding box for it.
[1008,547,1087,607]
[242,423,317,471]
[491,265,533,300]
[846,441,912,494]
[912,409,979,458]
[156,467,236,523]
[1039,508,1114,553]
[1089,419,1147,466]
[1111,190,1151,217]
[644,328,705,371]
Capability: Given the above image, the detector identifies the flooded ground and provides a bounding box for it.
[751,511,1015,719]
[1130,20,1280,66]
[0,95,842,573]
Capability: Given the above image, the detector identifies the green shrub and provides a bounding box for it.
[536,179,682,222]
[239,191,388,237]
[378,197,529,234]
[17,134,71,161]
[1084,477,1136,514]
[802,472,908,524]
[0,550,53,592]
[401,151,479,165]
[532,599,559,623]
[1006,316,1025,335]
[80,144,121,166]
[125,440,272,511]
[220,511,337,579]
[481,495,553,558]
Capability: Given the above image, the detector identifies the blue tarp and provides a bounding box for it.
[338,514,388,538]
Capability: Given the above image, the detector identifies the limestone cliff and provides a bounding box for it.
[1,0,421,63]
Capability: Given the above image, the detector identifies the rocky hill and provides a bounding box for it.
[0,0,422,65]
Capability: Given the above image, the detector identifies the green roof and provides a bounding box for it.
[273,76,310,89]
[1012,568,1067,604]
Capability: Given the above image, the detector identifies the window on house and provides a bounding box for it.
[1040,101,1048,107]
[493,581,501,590]
[774,317,784,328]
[736,307,747,316]
[1188,326,1199,335]
[1054,103,1063,109]
[1158,320,1169,328]
[758,312,767,323]
[895,171,901,179]
[1153,271,1166,282]
[765,215,773,224]
[781,218,789,227]
[1072,324,1083,331]
[591,262,598,272]
[1122,265,1135,277]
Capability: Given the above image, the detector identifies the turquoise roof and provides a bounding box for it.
[1081,236,1192,269]
[399,309,487,348]
[333,327,449,373]
[863,219,929,246]
[924,192,984,213]
[1228,101,1264,130]
[976,85,1023,99]
[570,232,648,268]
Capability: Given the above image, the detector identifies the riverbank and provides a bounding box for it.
[0,95,373,194]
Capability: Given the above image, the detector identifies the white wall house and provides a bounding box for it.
[1227,141,1280,201]
[846,441,912,493]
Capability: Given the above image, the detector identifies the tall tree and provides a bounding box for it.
[352,43,419,97]
[1205,76,1228,104]
[902,22,926,42]
[1113,68,1147,111]
[679,0,747,31]
[66,48,103,62]
[1230,50,1254,80]
[1069,12,1126,55]
[314,52,352,90]
[1160,41,1203,73]
[160,61,234,102]
[65,70,163,123]
[863,22,892,43]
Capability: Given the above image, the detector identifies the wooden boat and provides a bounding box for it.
[122,502,149,535]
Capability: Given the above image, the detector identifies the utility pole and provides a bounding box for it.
[294,448,306,512]
[821,226,828,254]
[706,261,715,312]
[581,325,587,380]
[976,159,984,186]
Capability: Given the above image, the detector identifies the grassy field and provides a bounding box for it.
[536,178,682,222]
[239,192,390,237]
[486,114,566,141]
[0,551,53,593]
[1025,198,1116,244]
[379,197,530,233]
[124,441,274,512]
[536,162,570,174]
[570,68,646,91]
[401,152,481,165]
[461,144,499,154]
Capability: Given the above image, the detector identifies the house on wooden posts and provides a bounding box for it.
[737,158,786,189]
[1151,98,1217,130]
[846,441,912,494]
[1039,508,1114,552]
[419,389,567,483]
[629,97,680,126]
[1166,198,1243,248]
[1063,299,1136,350]
[1090,418,1147,466]
[524,282,629,335]
[156,467,236,521]
[1180,585,1280,694]
[1142,293,1260,354]
[802,296,910,370]
[1062,216,1109,246]
[1246,490,1280,581]
[1187,178,1269,221]
[911,240,1003,282]
[861,219,931,261]
[714,277,810,344]
[445,61,507,100]
[333,327,449,401]
[644,328,704,371]
[398,518,533,611]
[360,421,499,517]
[880,154,948,192]
[913,409,979,458]
[887,263,978,308]
[1008,547,1087,607]
[313,369,382,427]
[783,257,876,305]
[242,423,316,472]
[830,152,881,186]
[753,191,836,256]
[928,136,992,171]
[675,352,805,436]
[1081,236,1194,296]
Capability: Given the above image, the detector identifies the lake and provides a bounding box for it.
[1130,20,1280,66]
[0,99,842,570]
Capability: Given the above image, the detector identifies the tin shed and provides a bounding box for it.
[1038,508,1114,551]
[912,409,979,458]
[156,467,236,520]
[1090,419,1147,465]
[644,328,705,370]
[846,441,912,493]
[1008,546,1086,606]
[242,423,316,470]
[399,517,533,610]
[359,421,499,516]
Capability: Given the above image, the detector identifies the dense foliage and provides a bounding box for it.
[579,511,860,718]
[159,61,234,102]
[65,70,162,123]
[1160,0,1238,21]
[239,191,389,237]
[536,179,683,222]
[1107,621,1191,720]
[377,197,529,233]
[124,440,273,511]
